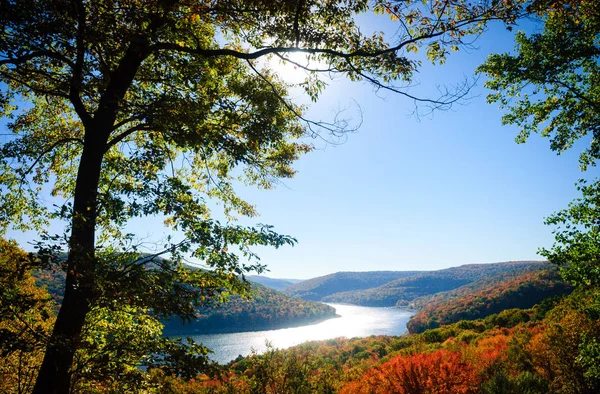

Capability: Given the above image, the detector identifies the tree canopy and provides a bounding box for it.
[478,0,600,170]
[0,0,524,392]
[479,0,600,286]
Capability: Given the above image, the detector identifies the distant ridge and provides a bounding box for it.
[284,271,422,301]
[286,261,549,307]
[247,275,303,291]
[406,267,572,333]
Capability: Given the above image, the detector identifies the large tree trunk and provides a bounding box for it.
[32,35,151,393]
[32,131,107,394]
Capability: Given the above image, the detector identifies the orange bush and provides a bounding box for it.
[340,349,480,394]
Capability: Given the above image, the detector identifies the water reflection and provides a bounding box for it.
[189,303,414,364]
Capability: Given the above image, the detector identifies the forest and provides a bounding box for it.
[406,268,573,333]
[320,261,547,306]
[33,260,337,335]
[162,284,337,335]
[284,271,422,301]
[188,286,598,394]
[1,0,600,393]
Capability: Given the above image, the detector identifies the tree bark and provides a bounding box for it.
[32,37,151,394]
[32,130,107,394]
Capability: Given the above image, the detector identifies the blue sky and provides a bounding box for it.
[231,20,598,279]
[5,16,598,279]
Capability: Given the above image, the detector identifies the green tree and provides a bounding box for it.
[480,3,600,387]
[478,0,600,284]
[478,0,600,171]
[0,239,55,394]
[0,1,523,392]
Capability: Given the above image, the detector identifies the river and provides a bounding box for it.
[187,303,414,364]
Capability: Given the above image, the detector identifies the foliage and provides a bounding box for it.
[478,0,600,170]
[539,179,600,287]
[322,261,546,306]
[531,288,600,393]
[0,239,55,394]
[340,349,480,394]
[0,0,527,391]
[407,268,572,333]
[177,288,598,393]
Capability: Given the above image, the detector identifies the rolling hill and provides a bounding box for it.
[319,261,549,306]
[284,271,422,301]
[406,267,573,333]
[247,275,302,291]
[163,283,337,334]
[34,267,336,335]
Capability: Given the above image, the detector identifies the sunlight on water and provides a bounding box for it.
[190,303,414,364]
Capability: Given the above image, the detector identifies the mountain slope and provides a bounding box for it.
[322,261,548,306]
[247,275,302,291]
[284,271,422,301]
[34,267,336,335]
[406,267,573,333]
[164,283,337,334]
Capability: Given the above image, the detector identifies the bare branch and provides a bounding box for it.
[246,60,359,140]
[343,58,473,112]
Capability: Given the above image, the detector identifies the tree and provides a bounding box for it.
[480,5,600,389]
[478,0,600,285]
[478,0,600,170]
[0,239,55,394]
[0,1,523,392]
[340,349,480,394]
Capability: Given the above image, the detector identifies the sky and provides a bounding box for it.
[230,18,599,279]
[5,13,599,280]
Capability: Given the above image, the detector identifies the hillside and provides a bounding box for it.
[247,275,302,291]
[34,268,336,335]
[162,287,600,394]
[406,268,573,333]
[284,271,422,301]
[322,261,548,306]
[163,283,337,334]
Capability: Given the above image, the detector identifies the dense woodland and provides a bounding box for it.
[307,261,545,306]
[162,284,336,334]
[132,287,600,394]
[406,268,573,333]
[284,271,421,301]
[33,262,336,335]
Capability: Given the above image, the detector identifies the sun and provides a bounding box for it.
[266,52,327,84]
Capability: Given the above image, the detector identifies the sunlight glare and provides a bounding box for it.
[266,52,327,84]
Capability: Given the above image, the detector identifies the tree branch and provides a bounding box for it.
[246,60,359,140]
[69,0,92,127]
[106,124,151,151]
[0,51,73,68]
[344,58,473,110]
[151,14,502,61]
[548,77,600,113]
[21,138,83,180]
